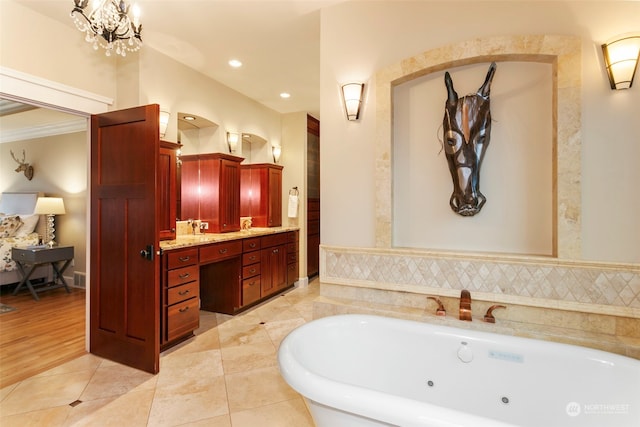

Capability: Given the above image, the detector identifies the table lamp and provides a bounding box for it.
[34,197,66,247]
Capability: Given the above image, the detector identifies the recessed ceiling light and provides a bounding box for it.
[229,59,242,68]
[280,92,291,99]
[183,115,196,121]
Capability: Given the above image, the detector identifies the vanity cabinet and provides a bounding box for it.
[286,230,299,286]
[161,247,200,348]
[261,233,288,296]
[241,237,262,306]
[181,153,243,233]
[160,229,298,346]
[159,141,180,240]
[240,163,283,227]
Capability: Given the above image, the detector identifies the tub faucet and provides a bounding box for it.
[459,290,472,321]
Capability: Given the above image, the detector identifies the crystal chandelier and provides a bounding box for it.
[70,0,142,57]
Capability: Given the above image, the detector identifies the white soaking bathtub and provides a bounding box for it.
[278,314,640,427]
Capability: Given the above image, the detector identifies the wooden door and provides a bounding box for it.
[159,141,178,240]
[220,158,241,232]
[267,166,282,226]
[90,104,160,374]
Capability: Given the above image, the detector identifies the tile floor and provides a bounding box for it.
[0,280,320,427]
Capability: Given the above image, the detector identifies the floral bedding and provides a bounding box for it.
[0,233,40,273]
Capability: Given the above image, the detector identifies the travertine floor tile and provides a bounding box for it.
[0,281,320,426]
[80,362,157,401]
[66,388,154,427]
[230,397,315,427]
[148,375,228,426]
[0,370,94,416]
[225,366,300,412]
[221,340,277,374]
[0,405,70,427]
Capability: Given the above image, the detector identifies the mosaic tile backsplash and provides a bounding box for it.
[322,246,640,314]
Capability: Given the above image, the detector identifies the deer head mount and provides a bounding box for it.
[10,149,34,181]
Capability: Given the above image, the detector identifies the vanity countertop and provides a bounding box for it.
[160,226,299,251]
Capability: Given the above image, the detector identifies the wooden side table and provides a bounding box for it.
[11,246,74,301]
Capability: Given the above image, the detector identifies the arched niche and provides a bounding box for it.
[375,35,581,259]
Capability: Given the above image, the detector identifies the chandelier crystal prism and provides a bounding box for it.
[70,0,142,57]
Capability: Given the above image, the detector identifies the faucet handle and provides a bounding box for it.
[483,304,506,323]
[427,296,446,316]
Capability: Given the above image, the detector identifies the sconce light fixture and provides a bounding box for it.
[272,145,282,163]
[601,34,640,90]
[227,132,239,153]
[34,197,66,247]
[341,82,365,121]
[159,111,170,137]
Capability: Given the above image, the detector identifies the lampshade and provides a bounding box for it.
[34,197,66,215]
[227,132,239,153]
[159,111,170,137]
[602,34,640,90]
[341,83,365,121]
[272,145,282,163]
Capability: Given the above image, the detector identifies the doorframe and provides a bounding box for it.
[1,66,113,350]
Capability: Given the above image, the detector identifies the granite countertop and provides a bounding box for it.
[159,226,299,251]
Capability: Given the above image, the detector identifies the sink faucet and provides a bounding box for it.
[459,289,472,321]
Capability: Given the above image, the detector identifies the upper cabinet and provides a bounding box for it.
[181,153,243,233]
[159,141,180,240]
[241,163,283,227]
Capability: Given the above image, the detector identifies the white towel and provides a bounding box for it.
[288,194,299,218]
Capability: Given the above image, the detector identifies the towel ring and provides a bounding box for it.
[289,187,299,196]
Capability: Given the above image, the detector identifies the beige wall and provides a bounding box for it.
[320,1,640,264]
[0,1,118,103]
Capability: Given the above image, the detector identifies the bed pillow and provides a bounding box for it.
[0,215,24,238]
[14,214,40,238]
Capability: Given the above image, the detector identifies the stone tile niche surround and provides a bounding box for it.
[318,35,640,358]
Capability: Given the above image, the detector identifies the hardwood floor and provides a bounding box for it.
[0,283,86,389]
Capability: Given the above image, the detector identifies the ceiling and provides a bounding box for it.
[4,0,344,136]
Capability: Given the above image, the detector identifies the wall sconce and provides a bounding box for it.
[272,145,282,163]
[159,111,170,137]
[227,132,239,153]
[602,34,640,90]
[34,197,66,247]
[341,82,365,121]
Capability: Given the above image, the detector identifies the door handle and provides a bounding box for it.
[140,244,154,261]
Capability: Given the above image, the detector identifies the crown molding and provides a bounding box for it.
[0,118,87,144]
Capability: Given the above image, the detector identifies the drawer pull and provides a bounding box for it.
[178,272,191,279]
[249,268,256,274]
[178,289,190,296]
[249,243,257,248]
[179,306,190,313]
[273,248,279,254]
[249,255,257,261]
[178,256,191,262]
[219,248,228,254]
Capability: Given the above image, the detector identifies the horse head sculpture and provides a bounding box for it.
[442,62,496,216]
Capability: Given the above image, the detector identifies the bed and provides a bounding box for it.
[0,192,50,286]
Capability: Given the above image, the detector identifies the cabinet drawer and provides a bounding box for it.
[167,265,199,288]
[167,297,199,342]
[287,231,298,242]
[200,240,242,264]
[261,232,289,248]
[167,248,198,269]
[287,250,298,264]
[167,281,199,305]
[242,276,261,306]
[243,237,261,252]
[242,251,260,266]
[242,263,261,278]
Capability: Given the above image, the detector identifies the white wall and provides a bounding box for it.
[320,1,640,263]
